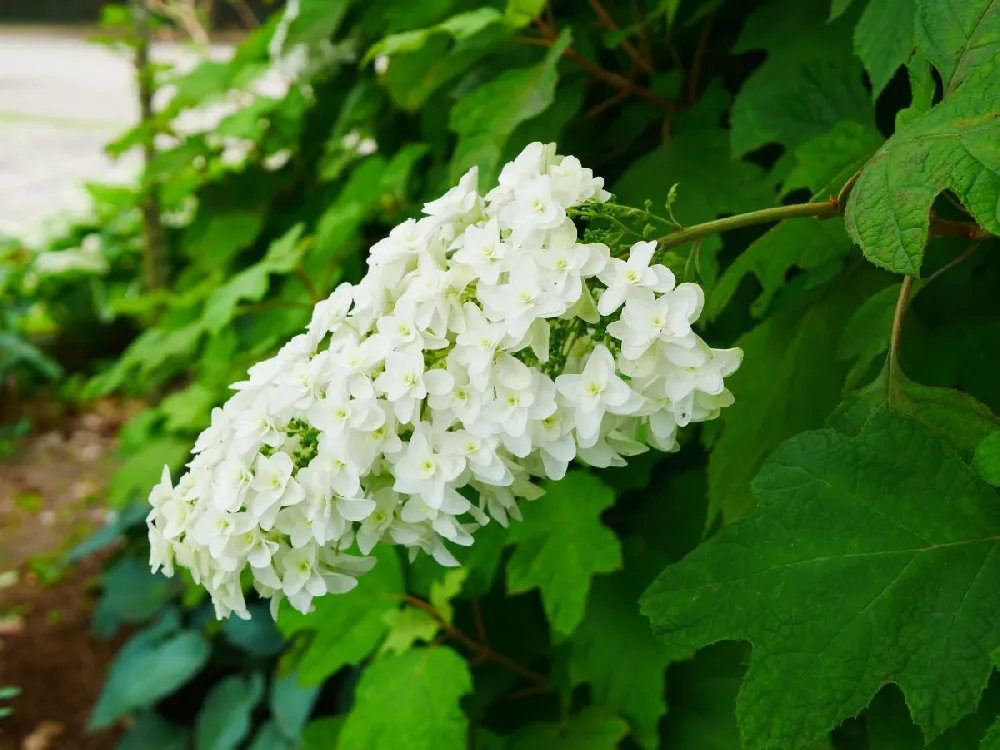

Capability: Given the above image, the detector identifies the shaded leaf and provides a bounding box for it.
[506,708,630,750]
[708,270,887,524]
[196,674,265,750]
[854,0,916,98]
[506,471,622,637]
[568,548,672,749]
[644,411,1000,749]
[837,283,900,390]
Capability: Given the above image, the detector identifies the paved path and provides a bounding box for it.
[0,33,227,237]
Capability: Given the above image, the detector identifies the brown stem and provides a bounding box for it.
[587,0,653,74]
[583,91,629,119]
[294,268,321,304]
[654,199,992,252]
[923,240,982,287]
[522,22,675,112]
[133,0,168,291]
[687,12,714,104]
[888,275,914,382]
[402,595,547,687]
[224,0,258,28]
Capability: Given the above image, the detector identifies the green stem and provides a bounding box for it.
[656,201,841,251]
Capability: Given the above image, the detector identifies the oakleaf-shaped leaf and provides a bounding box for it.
[845,57,1000,275]
[506,471,622,637]
[915,0,1000,94]
[643,410,1000,750]
[568,548,672,749]
[854,0,915,98]
[337,648,471,750]
[707,270,887,524]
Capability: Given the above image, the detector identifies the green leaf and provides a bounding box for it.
[365,8,503,63]
[506,471,622,637]
[270,668,320,739]
[277,546,404,685]
[568,549,672,750]
[867,675,1000,749]
[0,331,62,380]
[247,721,297,750]
[830,0,855,20]
[183,210,265,269]
[283,0,352,48]
[730,0,865,156]
[896,51,936,130]
[844,57,1000,275]
[195,673,265,750]
[379,607,441,655]
[337,648,472,750]
[781,121,884,198]
[301,717,343,750]
[107,438,191,507]
[448,29,571,185]
[973,431,1000,486]
[837,283,900,390]
[90,623,210,730]
[505,0,545,27]
[915,0,1000,94]
[708,270,887,524]
[661,643,748,749]
[119,711,191,750]
[854,0,916,98]
[643,410,1000,750]
[831,366,1000,461]
[429,568,467,624]
[506,708,630,750]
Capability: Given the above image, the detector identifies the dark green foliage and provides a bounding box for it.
[8,0,997,747]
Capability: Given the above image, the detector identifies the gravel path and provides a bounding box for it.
[0,32,228,237]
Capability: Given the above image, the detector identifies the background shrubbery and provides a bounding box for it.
[2,0,1000,748]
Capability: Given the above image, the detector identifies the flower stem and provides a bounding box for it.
[656,201,841,251]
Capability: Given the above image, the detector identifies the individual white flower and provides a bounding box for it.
[596,240,675,315]
[556,345,643,447]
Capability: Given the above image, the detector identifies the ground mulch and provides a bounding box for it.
[0,401,133,749]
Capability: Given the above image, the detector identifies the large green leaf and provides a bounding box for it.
[506,471,622,637]
[837,283,900,390]
[118,711,191,750]
[845,57,1000,275]
[195,673,265,750]
[506,708,630,750]
[831,367,1000,461]
[643,410,1000,750]
[336,648,472,750]
[90,616,210,730]
[915,0,1000,94]
[729,0,865,156]
[448,29,571,185]
[854,0,916,98]
[277,546,404,685]
[567,549,672,750]
[707,270,887,524]
[364,8,504,63]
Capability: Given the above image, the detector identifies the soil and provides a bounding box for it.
[0,402,132,750]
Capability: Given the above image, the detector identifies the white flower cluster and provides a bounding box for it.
[147,143,741,620]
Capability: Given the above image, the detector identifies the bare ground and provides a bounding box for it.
[0,403,130,750]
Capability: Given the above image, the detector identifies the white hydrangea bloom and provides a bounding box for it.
[147,143,741,620]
